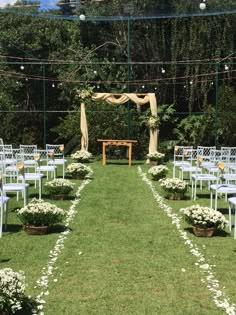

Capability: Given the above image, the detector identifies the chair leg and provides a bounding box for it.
[229,205,232,232]
[0,205,2,238]
[4,204,8,232]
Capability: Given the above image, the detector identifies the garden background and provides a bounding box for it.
[0,0,235,157]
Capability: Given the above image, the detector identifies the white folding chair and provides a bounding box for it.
[172,146,192,178]
[2,162,29,207]
[0,176,10,237]
[35,149,57,179]
[46,144,67,178]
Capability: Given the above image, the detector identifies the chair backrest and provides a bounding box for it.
[35,149,53,163]
[209,149,222,164]
[20,144,37,154]
[197,146,216,160]
[221,147,236,163]
[173,146,193,162]
[46,144,64,158]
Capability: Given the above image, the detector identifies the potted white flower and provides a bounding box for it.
[44,178,75,200]
[159,177,188,200]
[147,151,165,165]
[148,165,168,181]
[65,162,93,179]
[71,150,93,163]
[0,268,26,314]
[180,204,228,237]
[16,198,65,235]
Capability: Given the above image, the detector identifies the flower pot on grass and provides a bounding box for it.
[148,165,168,181]
[71,150,93,163]
[147,151,165,165]
[65,163,93,180]
[16,198,65,235]
[192,226,216,237]
[180,204,228,237]
[159,178,188,200]
[44,178,75,199]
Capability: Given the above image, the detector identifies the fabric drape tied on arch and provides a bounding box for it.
[80,92,158,154]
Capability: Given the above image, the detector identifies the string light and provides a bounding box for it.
[79,14,86,21]
[199,0,206,10]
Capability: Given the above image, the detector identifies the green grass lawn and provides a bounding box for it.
[1,160,236,314]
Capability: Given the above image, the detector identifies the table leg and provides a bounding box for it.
[102,143,106,166]
[128,144,132,167]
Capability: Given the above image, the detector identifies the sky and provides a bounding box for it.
[0,0,58,10]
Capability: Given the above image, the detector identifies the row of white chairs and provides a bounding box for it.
[173,145,236,238]
[0,141,67,237]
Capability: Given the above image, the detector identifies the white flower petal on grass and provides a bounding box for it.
[34,179,91,312]
[137,166,236,315]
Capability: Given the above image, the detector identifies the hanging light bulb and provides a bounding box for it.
[199,0,206,10]
[224,65,229,71]
[52,83,55,88]
[20,65,24,70]
[161,68,165,74]
[79,14,86,21]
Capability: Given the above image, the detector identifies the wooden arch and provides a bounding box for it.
[80,92,158,154]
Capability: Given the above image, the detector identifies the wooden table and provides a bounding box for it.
[97,139,137,167]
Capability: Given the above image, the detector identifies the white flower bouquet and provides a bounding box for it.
[71,150,93,162]
[44,178,75,196]
[147,151,165,162]
[0,268,26,314]
[16,198,65,227]
[159,177,188,199]
[65,162,93,179]
[180,204,228,230]
[148,165,168,180]
[147,115,160,130]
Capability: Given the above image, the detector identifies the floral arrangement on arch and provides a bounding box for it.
[159,177,188,199]
[16,198,65,227]
[71,150,93,163]
[44,178,75,196]
[65,162,93,179]
[148,165,168,181]
[180,204,228,230]
[0,268,26,314]
[76,85,94,100]
[147,115,160,130]
[147,151,165,162]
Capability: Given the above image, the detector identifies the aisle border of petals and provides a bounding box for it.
[138,166,236,315]
[32,179,91,315]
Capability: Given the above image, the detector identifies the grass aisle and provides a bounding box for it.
[44,162,223,315]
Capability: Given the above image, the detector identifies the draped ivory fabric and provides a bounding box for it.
[80,102,88,151]
[80,93,158,153]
